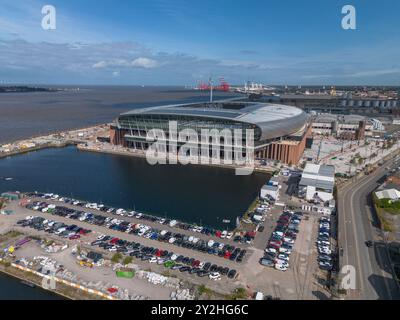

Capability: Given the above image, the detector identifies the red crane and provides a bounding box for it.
[197,77,230,92]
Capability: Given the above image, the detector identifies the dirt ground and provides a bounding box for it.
[0,199,332,300]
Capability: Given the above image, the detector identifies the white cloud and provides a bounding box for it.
[92,57,159,69]
[131,57,158,68]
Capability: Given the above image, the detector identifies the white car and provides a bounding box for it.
[169,220,177,227]
[275,259,289,266]
[275,264,288,271]
[273,231,284,237]
[226,232,233,239]
[169,237,176,244]
[318,247,332,255]
[278,254,289,262]
[209,272,221,281]
[149,257,158,263]
[283,237,295,244]
[317,240,330,246]
[221,231,227,238]
[266,247,277,254]
[170,254,178,261]
[159,218,166,224]
[279,247,292,254]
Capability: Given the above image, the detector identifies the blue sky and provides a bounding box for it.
[0,0,399,85]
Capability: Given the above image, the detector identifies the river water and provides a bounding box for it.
[0,146,268,229]
[0,272,63,300]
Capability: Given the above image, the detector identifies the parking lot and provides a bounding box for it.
[0,191,333,300]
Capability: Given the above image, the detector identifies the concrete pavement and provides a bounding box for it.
[338,157,400,300]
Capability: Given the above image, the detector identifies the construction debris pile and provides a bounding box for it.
[170,288,195,300]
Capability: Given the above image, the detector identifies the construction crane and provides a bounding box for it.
[197,77,230,92]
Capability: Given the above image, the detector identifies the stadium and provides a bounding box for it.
[110,101,311,165]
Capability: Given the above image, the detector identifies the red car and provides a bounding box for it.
[69,234,80,240]
[155,250,162,257]
[223,251,231,259]
[269,242,280,249]
[192,260,200,267]
[110,237,119,244]
[270,240,282,246]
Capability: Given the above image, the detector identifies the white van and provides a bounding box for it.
[255,292,264,300]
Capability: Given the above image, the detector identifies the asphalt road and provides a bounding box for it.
[338,157,400,300]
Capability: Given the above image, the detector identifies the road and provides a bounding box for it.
[338,156,400,300]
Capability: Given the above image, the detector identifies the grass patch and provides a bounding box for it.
[375,197,400,214]
[227,287,248,300]
[372,195,396,232]
[197,285,214,298]
[0,230,23,244]
[376,207,395,232]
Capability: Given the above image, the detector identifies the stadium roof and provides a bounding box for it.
[120,101,308,141]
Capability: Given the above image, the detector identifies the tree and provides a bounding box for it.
[111,253,122,263]
[122,256,133,265]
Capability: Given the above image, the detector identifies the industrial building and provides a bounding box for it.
[260,94,399,116]
[110,101,310,165]
[299,163,335,203]
[311,114,383,140]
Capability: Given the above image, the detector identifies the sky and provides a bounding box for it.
[0,0,399,85]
